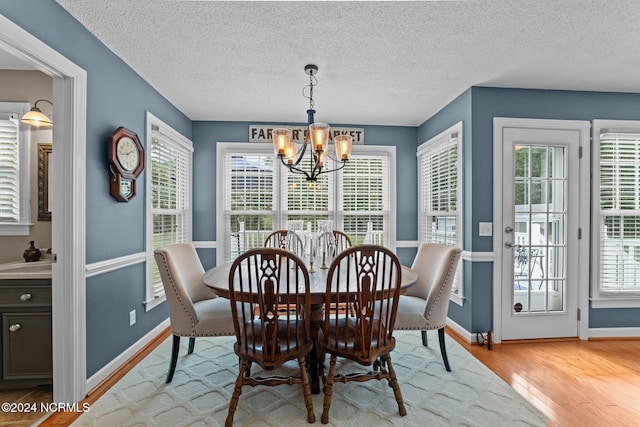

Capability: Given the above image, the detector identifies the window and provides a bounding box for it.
[145,113,193,310]
[417,122,463,302]
[217,143,395,265]
[592,120,640,304]
[0,103,31,235]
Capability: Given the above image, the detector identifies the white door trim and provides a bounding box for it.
[0,14,87,403]
[492,118,590,344]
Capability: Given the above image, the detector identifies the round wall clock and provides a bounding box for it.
[108,127,144,202]
[108,127,144,179]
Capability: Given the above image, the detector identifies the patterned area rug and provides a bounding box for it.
[71,331,547,426]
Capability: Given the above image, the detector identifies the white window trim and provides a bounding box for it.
[145,112,193,311]
[216,142,396,266]
[0,102,32,235]
[591,119,640,308]
[417,121,463,305]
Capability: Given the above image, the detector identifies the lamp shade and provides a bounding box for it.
[334,134,353,161]
[272,128,292,156]
[309,122,329,153]
[285,141,298,164]
[21,107,52,128]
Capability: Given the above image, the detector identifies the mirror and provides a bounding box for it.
[38,143,52,221]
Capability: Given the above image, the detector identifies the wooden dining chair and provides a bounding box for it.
[154,243,235,383]
[264,229,305,257]
[226,247,315,426]
[321,245,407,424]
[394,243,462,371]
[332,230,352,253]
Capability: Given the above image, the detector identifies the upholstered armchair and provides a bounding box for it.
[154,243,235,383]
[395,243,462,371]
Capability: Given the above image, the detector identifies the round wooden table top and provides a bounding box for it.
[203,262,417,300]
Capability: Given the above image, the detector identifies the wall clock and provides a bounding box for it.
[108,127,144,202]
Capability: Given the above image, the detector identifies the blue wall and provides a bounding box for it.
[1,2,191,376]
[191,121,418,268]
[472,86,640,329]
[420,86,640,333]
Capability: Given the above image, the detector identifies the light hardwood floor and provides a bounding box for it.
[450,332,640,427]
[10,327,640,426]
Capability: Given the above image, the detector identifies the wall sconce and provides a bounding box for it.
[21,99,53,128]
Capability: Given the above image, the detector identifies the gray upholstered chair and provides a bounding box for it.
[154,243,235,383]
[395,243,462,371]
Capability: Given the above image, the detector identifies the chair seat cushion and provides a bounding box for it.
[192,297,236,336]
[394,295,435,330]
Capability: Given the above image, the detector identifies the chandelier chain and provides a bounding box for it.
[302,71,317,110]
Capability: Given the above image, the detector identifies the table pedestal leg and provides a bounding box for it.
[309,302,324,394]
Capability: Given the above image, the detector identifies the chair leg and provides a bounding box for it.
[166,335,181,383]
[385,354,407,416]
[438,327,451,372]
[321,354,337,424]
[421,330,429,347]
[226,358,248,427]
[298,355,316,423]
[187,337,195,354]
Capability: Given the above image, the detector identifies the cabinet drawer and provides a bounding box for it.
[0,286,51,308]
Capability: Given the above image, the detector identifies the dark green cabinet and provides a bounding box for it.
[0,279,52,388]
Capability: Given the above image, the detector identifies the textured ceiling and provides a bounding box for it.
[52,0,640,126]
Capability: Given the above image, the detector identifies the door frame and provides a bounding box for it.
[492,118,590,343]
[0,15,87,402]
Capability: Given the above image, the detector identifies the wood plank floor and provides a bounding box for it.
[450,332,640,427]
[10,327,640,426]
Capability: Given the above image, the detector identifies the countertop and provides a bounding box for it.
[0,259,52,280]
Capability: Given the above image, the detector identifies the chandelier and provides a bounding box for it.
[272,64,352,181]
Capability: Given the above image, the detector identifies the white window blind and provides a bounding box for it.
[417,122,463,299]
[221,151,275,262]
[216,143,396,265]
[0,115,20,223]
[145,113,193,310]
[284,155,332,232]
[596,131,640,293]
[341,154,389,245]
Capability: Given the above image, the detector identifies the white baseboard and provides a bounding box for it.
[446,317,476,343]
[85,318,170,393]
[588,327,640,339]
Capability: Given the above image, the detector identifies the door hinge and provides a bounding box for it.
[577,308,581,321]
[578,228,582,239]
[579,146,583,158]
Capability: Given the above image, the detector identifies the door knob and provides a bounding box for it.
[9,323,21,332]
[505,242,513,249]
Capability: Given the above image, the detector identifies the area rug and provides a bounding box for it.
[71,331,547,426]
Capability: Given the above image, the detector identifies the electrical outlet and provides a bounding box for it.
[129,310,136,326]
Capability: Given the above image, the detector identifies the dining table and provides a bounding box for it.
[202,260,418,394]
